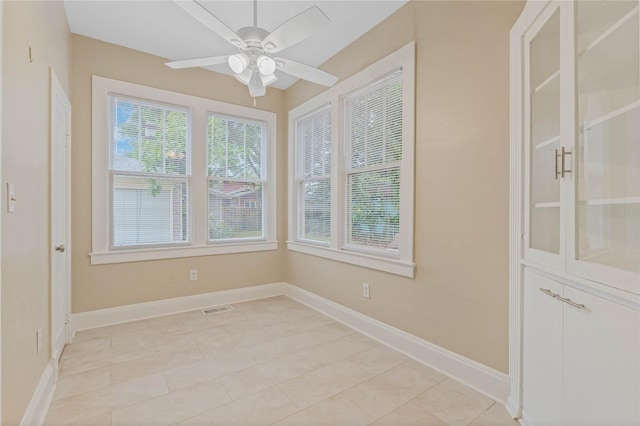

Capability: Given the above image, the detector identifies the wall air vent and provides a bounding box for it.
[201,305,234,315]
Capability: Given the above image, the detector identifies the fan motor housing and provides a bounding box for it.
[237,26,269,47]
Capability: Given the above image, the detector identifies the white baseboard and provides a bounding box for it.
[283,284,511,403]
[68,281,510,404]
[70,282,286,335]
[20,360,57,426]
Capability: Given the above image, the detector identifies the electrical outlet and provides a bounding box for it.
[36,328,42,354]
[362,283,370,299]
[189,269,198,281]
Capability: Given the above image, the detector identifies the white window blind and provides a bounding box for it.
[109,95,189,247]
[344,69,403,253]
[296,106,331,244]
[207,114,266,241]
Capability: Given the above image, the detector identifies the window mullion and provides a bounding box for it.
[332,95,341,250]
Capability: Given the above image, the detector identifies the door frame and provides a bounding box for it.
[50,68,72,371]
[507,0,549,419]
[0,1,4,420]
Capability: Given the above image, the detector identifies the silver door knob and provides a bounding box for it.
[55,245,65,253]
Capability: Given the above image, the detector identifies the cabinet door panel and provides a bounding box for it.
[568,0,640,294]
[525,4,563,264]
[562,286,640,425]
[523,269,563,425]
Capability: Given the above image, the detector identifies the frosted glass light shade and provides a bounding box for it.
[228,53,249,74]
[260,73,277,86]
[234,68,253,85]
[257,56,276,76]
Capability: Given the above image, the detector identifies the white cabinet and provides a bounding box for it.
[523,270,563,425]
[522,270,640,425]
[562,286,640,425]
[520,0,639,294]
[510,1,640,424]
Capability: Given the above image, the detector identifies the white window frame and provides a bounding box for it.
[287,42,415,277]
[108,94,192,250]
[206,112,268,243]
[92,76,277,265]
[294,104,332,246]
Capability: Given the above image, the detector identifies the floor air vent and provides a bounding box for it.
[201,305,234,315]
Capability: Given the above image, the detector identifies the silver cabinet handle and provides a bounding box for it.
[557,296,585,310]
[539,287,560,298]
[539,287,585,310]
[560,146,572,178]
[554,147,572,179]
[55,245,65,253]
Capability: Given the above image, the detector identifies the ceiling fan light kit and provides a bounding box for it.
[165,0,339,99]
[257,56,276,76]
[228,53,249,74]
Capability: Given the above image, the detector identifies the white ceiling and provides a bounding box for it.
[64,0,407,90]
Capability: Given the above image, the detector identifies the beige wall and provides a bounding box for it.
[1,1,71,423]
[1,2,523,421]
[71,35,287,313]
[284,0,524,373]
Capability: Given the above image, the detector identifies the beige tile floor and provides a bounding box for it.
[45,296,518,426]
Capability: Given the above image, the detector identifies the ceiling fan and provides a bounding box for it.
[165,0,339,98]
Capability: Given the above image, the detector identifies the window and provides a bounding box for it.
[207,114,266,241]
[344,71,403,254]
[92,77,277,265]
[109,96,190,248]
[288,42,415,277]
[295,106,331,244]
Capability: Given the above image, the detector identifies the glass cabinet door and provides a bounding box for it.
[574,0,639,280]
[526,6,563,262]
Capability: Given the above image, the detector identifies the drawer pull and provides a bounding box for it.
[557,296,586,310]
[539,288,586,310]
[539,287,560,298]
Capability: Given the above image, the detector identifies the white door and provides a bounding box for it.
[522,269,563,425]
[50,69,71,364]
[522,1,567,272]
[562,286,640,425]
[566,0,640,295]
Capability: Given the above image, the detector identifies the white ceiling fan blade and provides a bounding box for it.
[276,58,338,87]
[172,0,246,49]
[165,55,228,69]
[262,7,329,54]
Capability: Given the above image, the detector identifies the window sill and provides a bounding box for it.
[287,241,415,278]
[90,241,279,265]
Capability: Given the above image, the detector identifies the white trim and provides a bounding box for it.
[283,284,511,403]
[0,1,4,419]
[20,360,56,426]
[91,76,277,263]
[287,42,415,277]
[0,1,5,422]
[70,282,286,333]
[90,240,278,265]
[68,280,509,405]
[287,241,415,278]
[508,0,550,418]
